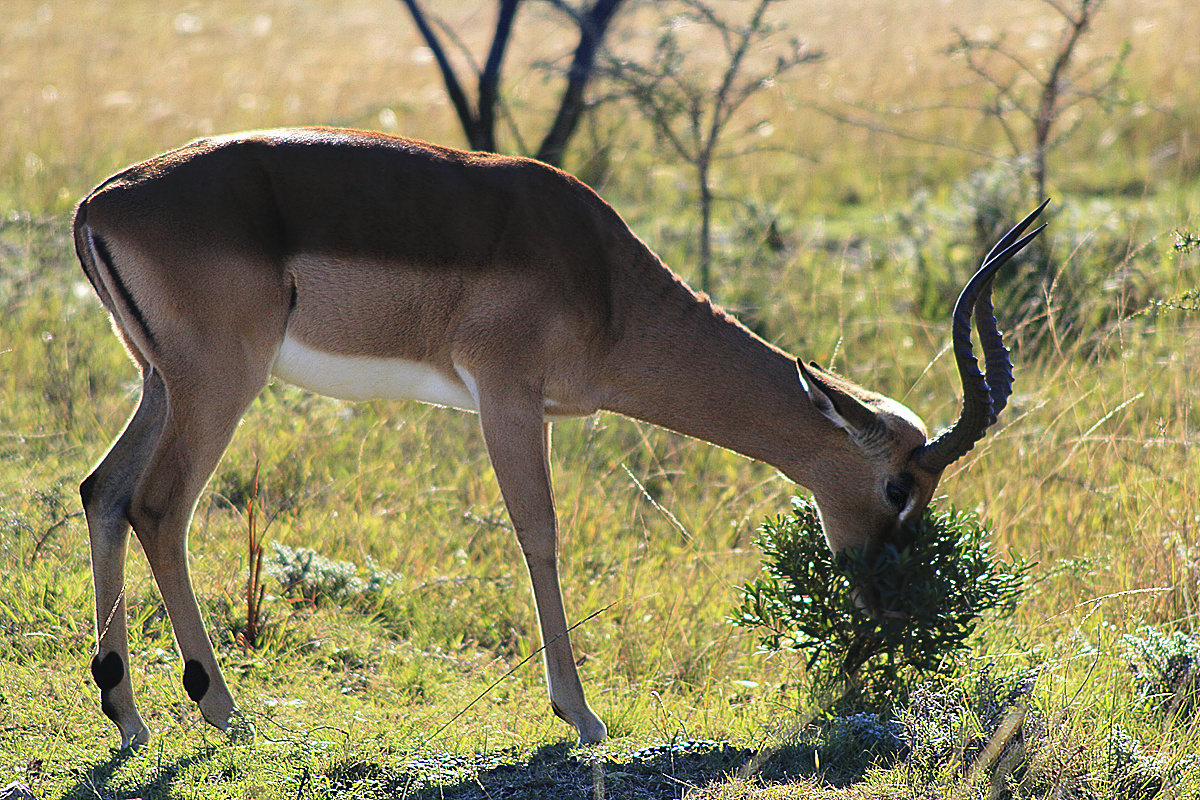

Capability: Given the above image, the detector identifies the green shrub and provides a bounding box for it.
[735,497,1030,709]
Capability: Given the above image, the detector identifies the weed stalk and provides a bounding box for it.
[239,463,267,651]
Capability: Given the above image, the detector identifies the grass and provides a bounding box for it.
[2,0,1200,797]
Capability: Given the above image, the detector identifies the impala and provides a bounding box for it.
[74,127,1045,747]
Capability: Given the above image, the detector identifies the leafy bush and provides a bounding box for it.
[735,497,1029,709]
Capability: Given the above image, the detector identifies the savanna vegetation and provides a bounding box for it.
[1,0,1198,797]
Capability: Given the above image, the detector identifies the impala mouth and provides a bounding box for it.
[851,584,910,620]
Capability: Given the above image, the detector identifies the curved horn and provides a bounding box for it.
[915,200,1049,473]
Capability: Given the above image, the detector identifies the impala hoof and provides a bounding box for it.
[195,681,239,738]
[577,720,608,745]
[185,658,243,739]
[121,723,152,750]
[227,710,256,744]
[553,700,607,744]
[91,652,151,749]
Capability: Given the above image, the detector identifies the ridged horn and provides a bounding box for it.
[915,200,1049,474]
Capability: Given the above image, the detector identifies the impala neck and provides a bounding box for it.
[600,256,827,485]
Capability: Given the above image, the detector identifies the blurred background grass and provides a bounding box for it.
[3,0,1196,213]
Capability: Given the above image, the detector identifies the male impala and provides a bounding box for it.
[75,127,1044,747]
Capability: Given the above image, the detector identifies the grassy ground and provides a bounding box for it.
[2,1,1200,798]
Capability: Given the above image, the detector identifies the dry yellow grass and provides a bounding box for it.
[3,0,1197,213]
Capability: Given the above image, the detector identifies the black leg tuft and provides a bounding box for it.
[182,659,211,703]
[90,651,125,691]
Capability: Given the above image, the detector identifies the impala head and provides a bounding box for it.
[796,201,1048,558]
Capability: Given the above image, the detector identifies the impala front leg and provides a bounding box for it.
[475,381,607,744]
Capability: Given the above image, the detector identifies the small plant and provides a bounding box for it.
[266,542,401,609]
[1174,230,1200,254]
[735,497,1029,709]
[749,711,907,787]
[816,712,906,784]
[237,464,267,651]
[1106,724,1183,800]
[2,482,81,566]
[901,665,1042,784]
[1122,627,1200,723]
[1145,286,1200,315]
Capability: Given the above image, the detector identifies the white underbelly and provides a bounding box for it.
[271,334,479,412]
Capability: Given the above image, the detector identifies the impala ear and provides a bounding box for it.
[797,360,880,438]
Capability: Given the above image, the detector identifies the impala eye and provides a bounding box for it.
[885,481,909,511]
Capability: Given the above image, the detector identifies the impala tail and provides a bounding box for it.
[74,203,158,365]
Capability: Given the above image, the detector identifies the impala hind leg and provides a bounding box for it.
[475,383,607,744]
[81,366,167,748]
[123,376,267,738]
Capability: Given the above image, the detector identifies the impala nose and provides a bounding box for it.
[851,521,919,618]
[890,517,921,547]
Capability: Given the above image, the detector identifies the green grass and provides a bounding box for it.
[3,0,1200,797]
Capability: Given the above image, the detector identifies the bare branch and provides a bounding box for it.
[398,0,482,148]
[537,0,624,165]
[477,0,522,153]
[602,0,819,294]
[804,103,997,160]
[396,0,624,165]
[938,0,1125,199]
